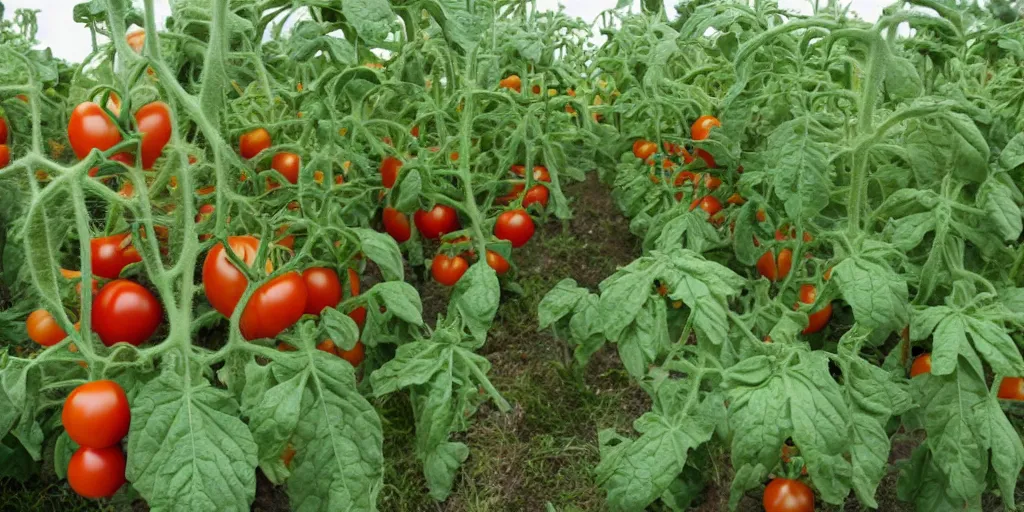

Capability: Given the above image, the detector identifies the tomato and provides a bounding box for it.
[27,309,68,346]
[239,128,271,159]
[202,236,269,317]
[414,205,461,239]
[271,152,301,185]
[346,268,367,329]
[703,175,722,190]
[380,156,402,188]
[92,280,162,346]
[997,377,1024,400]
[0,144,8,168]
[68,102,122,160]
[727,193,745,205]
[316,339,338,355]
[410,125,420,138]
[632,140,657,160]
[499,75,522,92]
[432,254,469,286]
[303,267,342,315]
[90,233,142,279]
[338,341,365,366]
[531,84,541,94]
[695,148,717,169]
[135,102,171,169]
[61,380,130,448]
[531,166,551,183]
[126,30,145,53]
[797,284,831,335]
[494,209,535,248]
[0,116,7,142]
[691,115,721,141]
[485,250,510,275]
[522,185,549,208]
[756,248,793,282]
[689,196,723,216]
[67,446,127,499]
[382,207,412,243]
[910,353,932,377]
[763,478,814,512]
[239,272,307,340]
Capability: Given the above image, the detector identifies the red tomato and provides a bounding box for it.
[797,284,831,335]
[695,148,717,169]
[202,236,267,317]
[497,182,527,204]
[380,156,402,188]
[414,205,461,239]
[494,209,535,248]
[0,144,9,168]
[239,272,307,340]
[382,207,412,243]
[90,233,142,279]
[522,185,549,208]
[61,380,130,449]
[68,446,126,499]
[499,75,522,92]
[316,339,338,355]
[674,171,698,187]
[703,175,722,190]
[92,280,162,346]
[910,353,932,377]
[431,254,469,286]
[691,115,721,141]
[126,30,145,53]
[27,309,68,347]
[346,268,366,329]
[68,102,122,160]
[0,117,7,143]
[486,250,510,275]
[272,152,301,184]
[727,193,745,205]
[135,102,171,169]
[338,341,365,366]
[239,128,271,159]
[303,267,342,315]
[530,166,551,183]
[763,478,814,512]
[997,377,1024,400]
[689,196,723,216]
[756,248,793,282]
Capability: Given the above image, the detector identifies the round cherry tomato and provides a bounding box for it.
[414,205,461,239]
[486,250,510,275]
[202,236,266,317]
[68,102,122,160]
[135,102,171,169]
[432,254,469,286]
[62,380,130,449]
[239,128,271,159]
[382,207,412,243]
[797,284,831,335]
[689,196,722,216]
[997,377,1024,400]
[68,446,127,499]
[910,353,932,378]
[499,75,522,92]
[494,209,535,248]
[239,272,307,340]
[90,233,142,280]
[763,478,814,512]
[272,152,301,184]
[92,280,162,346]
[691,115,721,141]
[303,267,341,315]
[338,341,365,366]
[0,144,9,168]
[632,140,657,160]
[522,185,549,208]
[380,156,402,188]
[126,30,145,53]
[346,268,367,329]
[756,249,793,282]
[27,309,68,347]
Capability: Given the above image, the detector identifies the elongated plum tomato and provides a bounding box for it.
[494,209,535,248]
[689,196,722,216]
[997,377,1024,400]
[239,127,271,159]
[632,140,657,160]
[414,205,460,239]
[239,272,307,340]
[380,156,402,188]
[135,102,171,169]
[126,30,145,53]
[202,236,265,317]
[68,446,127,499]
[797,284,831,335]
[690,115,721,141]
[62,380,130,448]
[272,152,301,184]
[27,309,68,346]
[382,207,411,243]
[910,353,932,377]
[0,144,9,168]
[486,250,510,275]
[90,233,142,279]
[68,102,122,160]
[763,478,814,512]
[302,267,342,315]
[338,341,366,366]
[346,269,367,328]
[756,248,793,282]
[92,280,162,346]
[432,254,469,286]
[523,185,549,208]
[499,74,522,92]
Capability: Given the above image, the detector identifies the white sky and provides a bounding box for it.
[6,0,890,63]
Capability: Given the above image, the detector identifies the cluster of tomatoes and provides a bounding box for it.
[61,380,131,498]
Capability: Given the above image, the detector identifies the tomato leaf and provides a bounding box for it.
[912,304,1024,376]
[371,281,424,326]
[52,432,77,480]
[394,169,421,212]
[446,263,499,346]
[661,250,745,344]
[978,395,1024,510]
[977,176,1023,241]
[884,55,923,100]
[765,116,833,220]
[0,358,43,461]
[322,307,362,350]
[352,228,404,281]
[904,111,990,184]
[832,256,909,330]
[342,0,396,46]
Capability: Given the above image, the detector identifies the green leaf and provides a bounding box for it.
[998,132,1024,170]
[342,0,396,46]
[978,395,1024,510]
[904,111,990,184]
[765,116,833,220]
[53,432,77,480]
[371,281,424,326]
[395,170,422,212]
[660,250,744,345]
[242,361,304,485]
[537,278,590,329]
[884,55,923,100]
[322,308,361,351]
[352,228,404,281]
[832,257,909,330]
[370,341,448,396]
[447,263,500,345]
[599,264,655,341]
[977,176,1022,241]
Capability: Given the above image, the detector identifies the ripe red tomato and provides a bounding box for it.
[382,207,412,242]
[695,148,717,169]
[338,341,365,366]
[494,209,535,248]
[689,196,723,216]
[61,380,130,449]
[763,478,814,512]
[90,233,142,279]
[135,102,171,169]
[92,280,162,346]
[530,166,551,183]
[202,236,268,317]
[410,125,420,138]
[0,116,7,143]
[497,182,527,204]
[997,377,1024,400]
[486,250,510,275]
[632,140,657,160]
[272,152,301,184]
[414,205,461,239]
[0,144,9,168]
[68,102,122,160]
[691,115,721,141]
[303,267,341,315]
[27,309,68,346]
[239,272,307,340]
[126,30,145,53]
[68,446,127,499]
[522,185,549,208]
[910,353,932,377]
[797,284,831,335]
[499,75,522,92]
[380,156,402,188]
[432,254,469,286]
[239,128,271,159]
[346,268,367,329]
[756,248,793,282]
